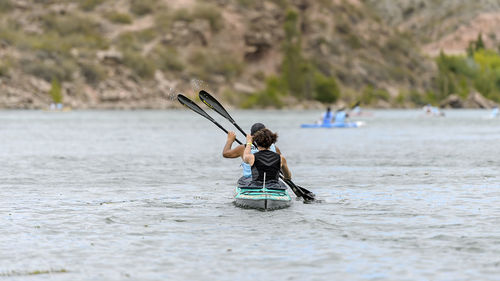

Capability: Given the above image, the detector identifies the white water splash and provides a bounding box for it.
[190,78,210,93]
[167,87,178,101]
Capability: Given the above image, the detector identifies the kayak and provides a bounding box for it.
[234,187,292,211]
[300,121,365,128]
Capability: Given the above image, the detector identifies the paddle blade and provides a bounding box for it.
[177,94,215,122]
[282,178,315,201]
[351,101,361,109]
[199,90,235,123]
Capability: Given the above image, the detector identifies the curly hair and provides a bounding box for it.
[253,128,278,149]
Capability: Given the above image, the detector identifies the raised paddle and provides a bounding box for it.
[198,90,247,137]
[178,94,313,201]
[198,90,315,201]
[351,101,361,109]
[177,94,241,142]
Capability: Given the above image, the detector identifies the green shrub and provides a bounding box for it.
[314,73,340,103]
[154,13,172,30]
[42,13,102,37]
[282,9,308,99]
[193,4,223,32]
[21,58,77,82]
[130,0,157,16]
[361,86,390,104]
[0,0,13,13]
[123,51,156,79]
[436,49,500,102]
[408,90,425,106]
[172,8,194,23]
[49,78,63,104]
[346,34,362,49]
[29,32,108,55]
[236,0,257,8]
[241,76,284,108]
[188,50,243,80]
[80,0,106,11]
[395,92,405,106]
[81,62,107,84]
[0,61,9,76]
[116,29,155,52]
[105,11,133,24]
[151,46,184,72]
[269,0,288,9]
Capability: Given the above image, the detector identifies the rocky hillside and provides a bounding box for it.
[0,0,497,109]
[364,0,500,56]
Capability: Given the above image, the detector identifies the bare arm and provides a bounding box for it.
[242,134,255,165]
[280,155,292,180]
[222,131,244,158]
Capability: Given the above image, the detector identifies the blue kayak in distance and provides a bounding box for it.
[300,121,365,128]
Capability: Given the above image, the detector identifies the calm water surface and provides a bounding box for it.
[1,109,499,280]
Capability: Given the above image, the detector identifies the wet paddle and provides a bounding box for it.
[177,94,242,143]
[198,90,315,201]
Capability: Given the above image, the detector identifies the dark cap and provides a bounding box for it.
[250,123,265,135]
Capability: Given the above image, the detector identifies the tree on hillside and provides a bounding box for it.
[49,78,63,104]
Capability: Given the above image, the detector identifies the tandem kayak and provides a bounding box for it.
[234,187,292,211]
[300,121,365,128]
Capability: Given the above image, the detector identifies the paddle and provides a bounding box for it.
[177,94,242,143]
[198,90,247,137]
[198,90,315,201]
[351,101,361,109]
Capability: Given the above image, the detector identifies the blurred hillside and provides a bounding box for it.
[0,0,498,109]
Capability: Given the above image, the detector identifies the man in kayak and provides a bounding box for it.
[243,129,291,189]
[222,123,291,187]
[334,109,350,124]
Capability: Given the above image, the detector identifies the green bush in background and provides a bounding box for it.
[151,46,185,72]
[21,57,77,82]
[123,50,156,79]
[282,9,307,99]
[193,3,223,32]
[241,76,285,108]
[49,78,63,104]
[0,0,12,13]
[436,47,500,102]
[81,62,107,84]
[104,11,133,24]
[80,0,106,11]
[314,72,340,103]
[130,0,157,16]
[188,49,243,81]
[0,63,8,77]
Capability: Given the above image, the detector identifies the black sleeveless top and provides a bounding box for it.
[250,150,281,186]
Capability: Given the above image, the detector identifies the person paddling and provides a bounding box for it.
[491,106,499,118]
[320,107,334,125]
[223,123,291,187]
[243,129,291,189]
[334,108,349,124]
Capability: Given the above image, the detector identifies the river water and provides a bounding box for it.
[1,109,499,280]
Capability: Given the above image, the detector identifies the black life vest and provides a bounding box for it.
[250,150,281,186]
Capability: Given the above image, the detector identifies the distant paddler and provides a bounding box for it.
[333,108,349,124]
[423,104,445,117]
[317,107,349,125]
[491,106,499,118]
[317,106,334,125]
